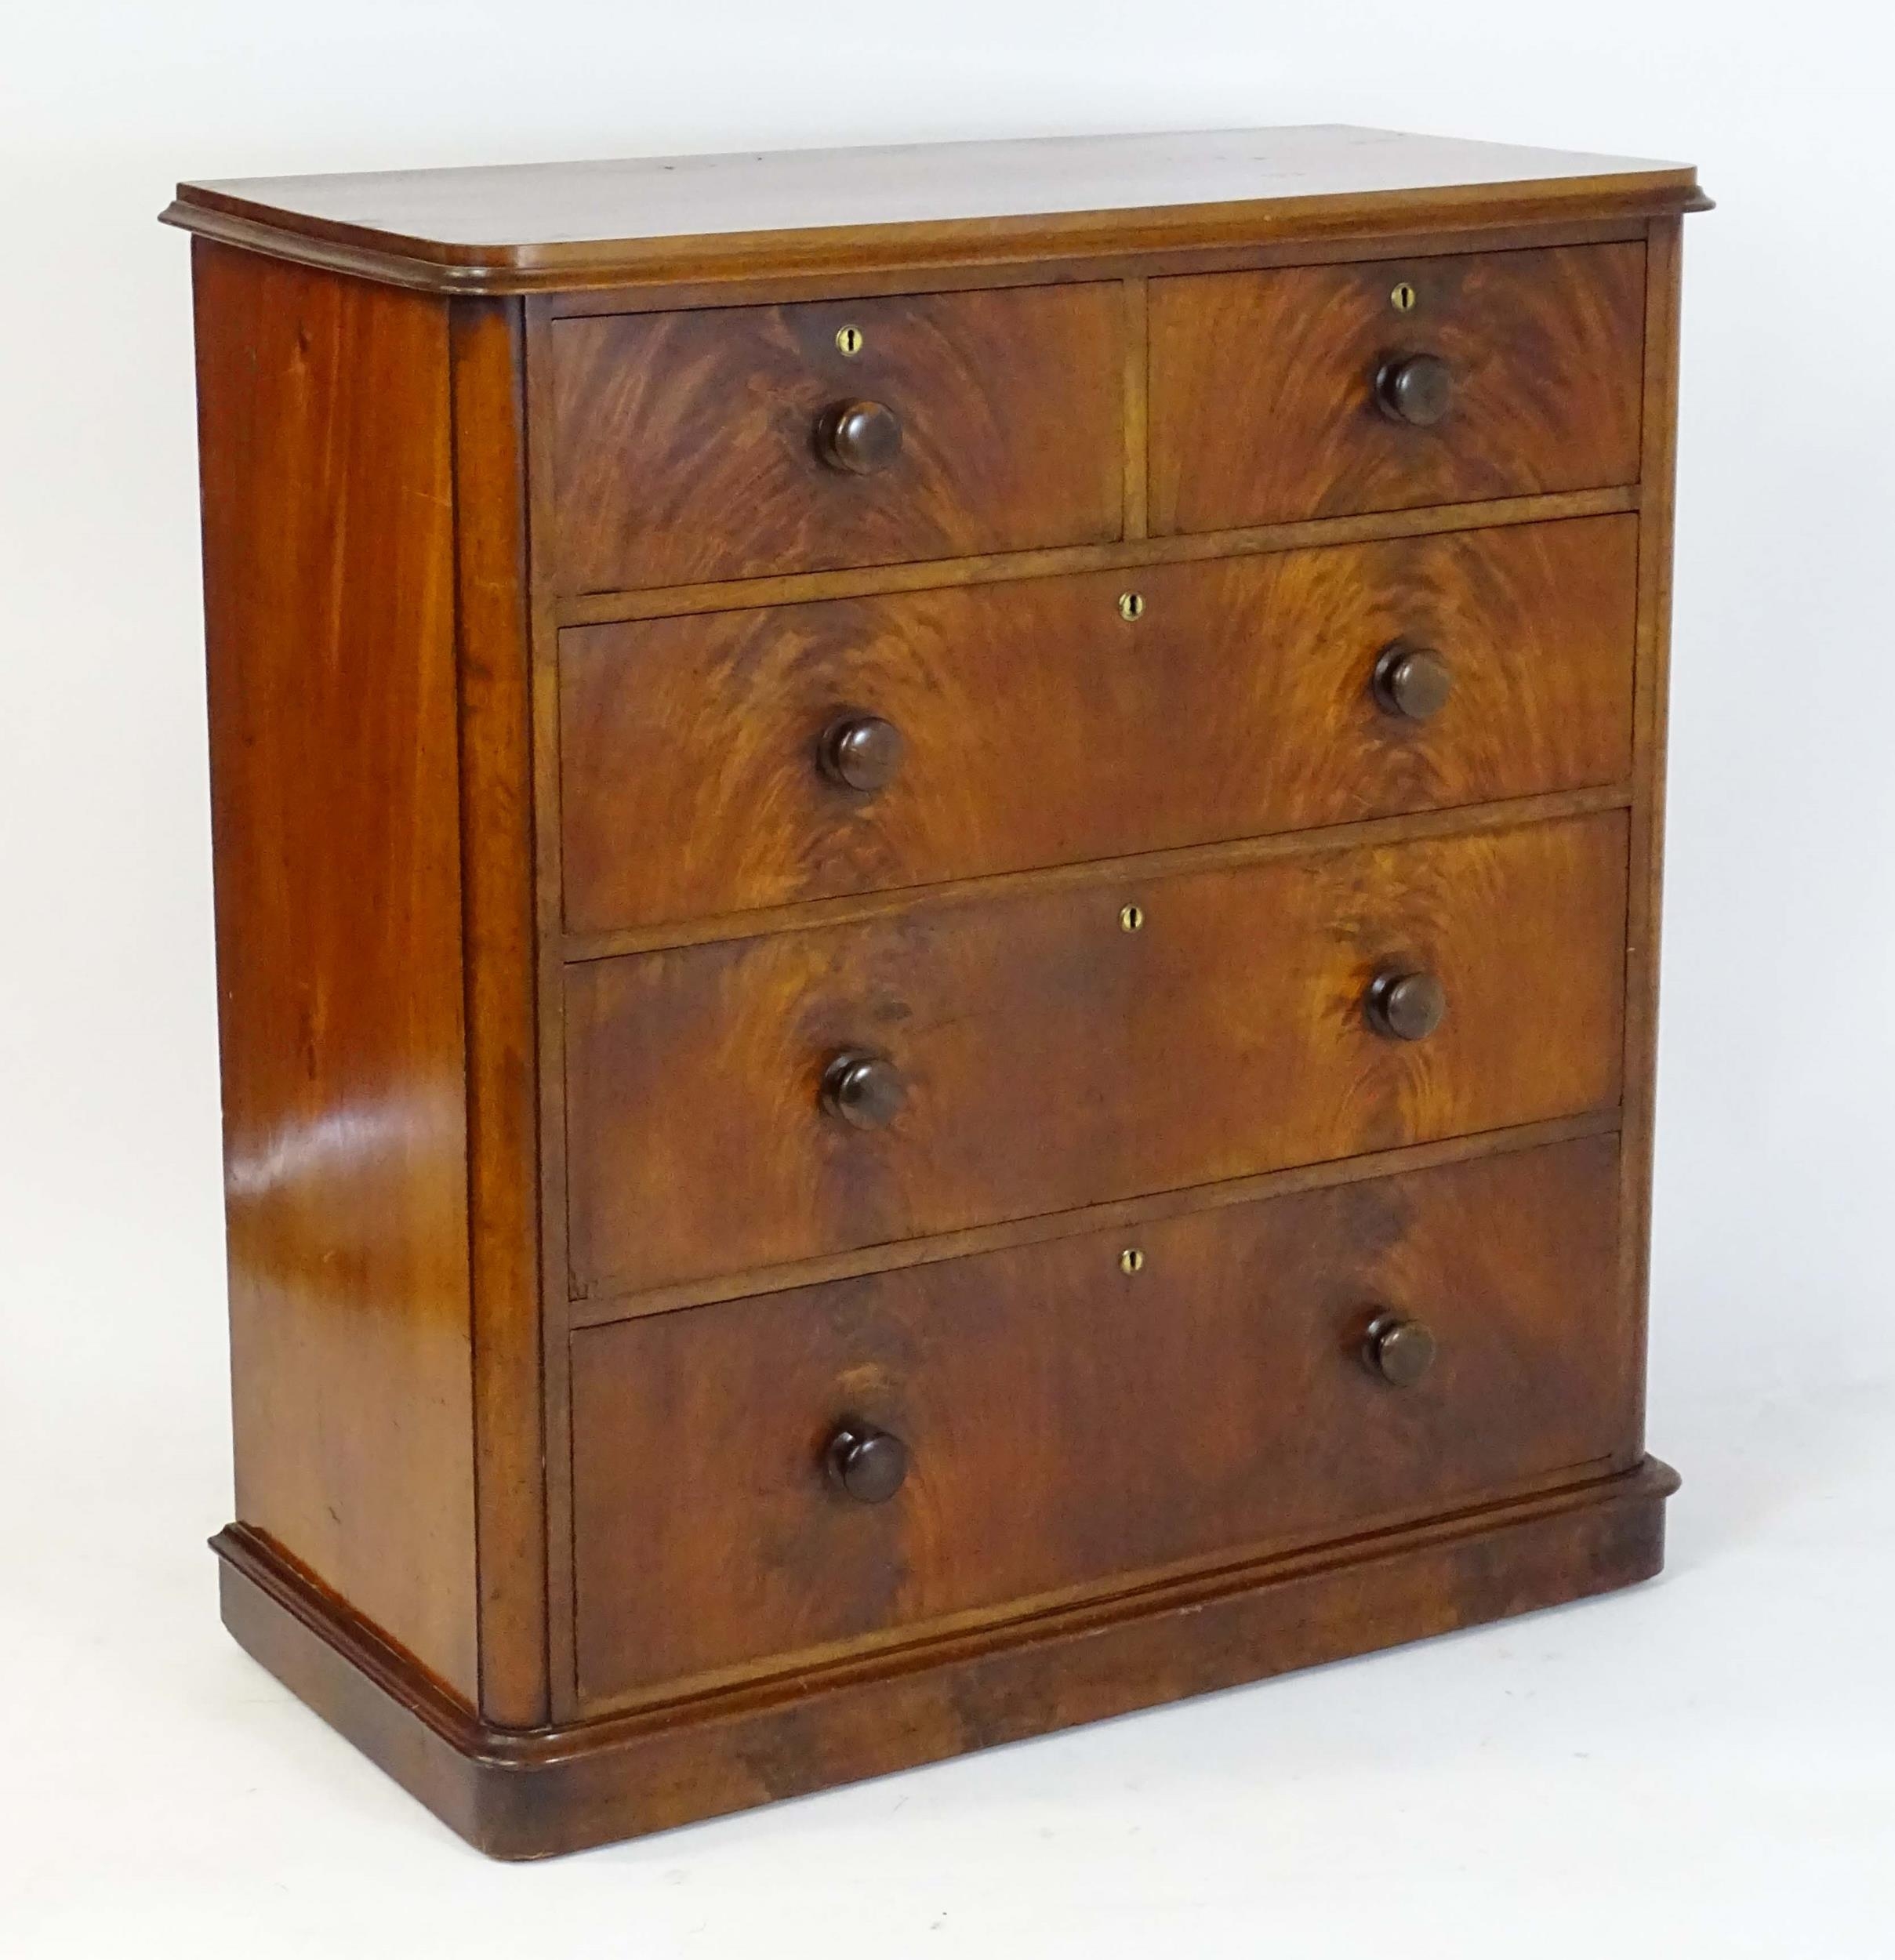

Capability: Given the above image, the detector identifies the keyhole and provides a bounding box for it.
[1390,281,1418,314]
[1118,591,1145,621]
[836,324,864,356]
[1119,1247,1145,1276]
[1120,903,1145,933]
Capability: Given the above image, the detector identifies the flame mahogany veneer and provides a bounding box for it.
[166,125,1704,1856]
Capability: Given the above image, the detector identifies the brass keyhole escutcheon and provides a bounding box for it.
[836,324,864,356]
[1118,591,1145,621]
[1119,1247,1145,1276]
[1390,280,1418,313]
[1120,902,1145,933]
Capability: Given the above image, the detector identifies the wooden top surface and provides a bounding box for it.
[163,125,1706,295]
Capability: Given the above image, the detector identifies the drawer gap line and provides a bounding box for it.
[568,1109,1624,1326]
[555,487,1640,626]
[562,783,1635,962]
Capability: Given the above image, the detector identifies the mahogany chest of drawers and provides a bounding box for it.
[165,125,1706,1857]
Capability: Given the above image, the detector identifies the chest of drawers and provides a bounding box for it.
[165,125,1705,1857]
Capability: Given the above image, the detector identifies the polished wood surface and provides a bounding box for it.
[1620,218,1687,1464]
[552,485,1636,628]
[567,1114,1620,1326]
[564,811,1627,1299]
[216,1456,1679,1857]
[193,241,479,1703]
[559,514,1636,933]
[546,283,1123,590]
[570,1136,1627,1704]
[176,131,1698,1855]
[448,297,549,1727]
[162,126,1703,293]
[1150,244,1646,532]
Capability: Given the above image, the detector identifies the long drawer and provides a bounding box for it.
[570,1134,1631,1708]
[1149,243,1646,534]
[564,811,1628,1299]
[559,515,1637,935]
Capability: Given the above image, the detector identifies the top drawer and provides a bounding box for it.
[545,285,1126,593]
[1149,243,1646,534]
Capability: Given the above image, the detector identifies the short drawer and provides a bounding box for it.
[560,514,1636,934]
[1149,243,1645,534]
[546,285,1124,593]
[570,1134,1631,1707]
[565,811,1627,1299]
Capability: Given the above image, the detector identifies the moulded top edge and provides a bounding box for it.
[161,125,1708,294]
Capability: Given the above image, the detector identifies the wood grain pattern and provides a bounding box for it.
[565,786,1632,966]
[1149,243,1646,533]
[568,1113,1620,1326]
[449,298,547,1726]
[538,217,1652,322]
[565,811,1628,1299]
[215,1461,1679,1857]
[519,292,581,1722]
[547,285,1122,593]
[161,126,1704,295]
[553,485,1638,628]
[193,241,479,1703]
[1620,217,1686,1460]
[174,131,1701,1857]
[570,1135,1628,1705]
[1122,276,1149,537]
[559,514,1636,934]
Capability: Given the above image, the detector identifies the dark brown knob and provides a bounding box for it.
[821,1050,906,1130]
[1371,644,1452,722]
[815,399,902,474]
[819,714,905,793]
[1365,968,1447,1042]
[826,1422,909,1503]
[1374,353,1453,426]
[1363,1312,1438,1388]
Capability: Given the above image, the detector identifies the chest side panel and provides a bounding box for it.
[195,242,478,1703]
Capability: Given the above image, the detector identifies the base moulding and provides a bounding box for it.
[215,1454,1678,1859]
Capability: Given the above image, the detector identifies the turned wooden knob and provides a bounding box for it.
[821,1050,906,1129]
[1365,967,1447,1042]
[1374,353,1453,426]
[819,714,905,792]
[815,399,902,474]
[1371,644,1452,722]
[826,1422,909,1503]
[1363,1312,1438,1388]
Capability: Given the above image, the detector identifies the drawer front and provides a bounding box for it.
[1149,244,1645,535]
[571,1135,1630,1705]
[561,515,1635,934]
[546,285,1124,593]
[565,811,1626,1298]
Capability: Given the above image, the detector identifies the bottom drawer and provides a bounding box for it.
[571,1134,1630,1709]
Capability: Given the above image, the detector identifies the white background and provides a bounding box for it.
[3,1,1891,1951]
